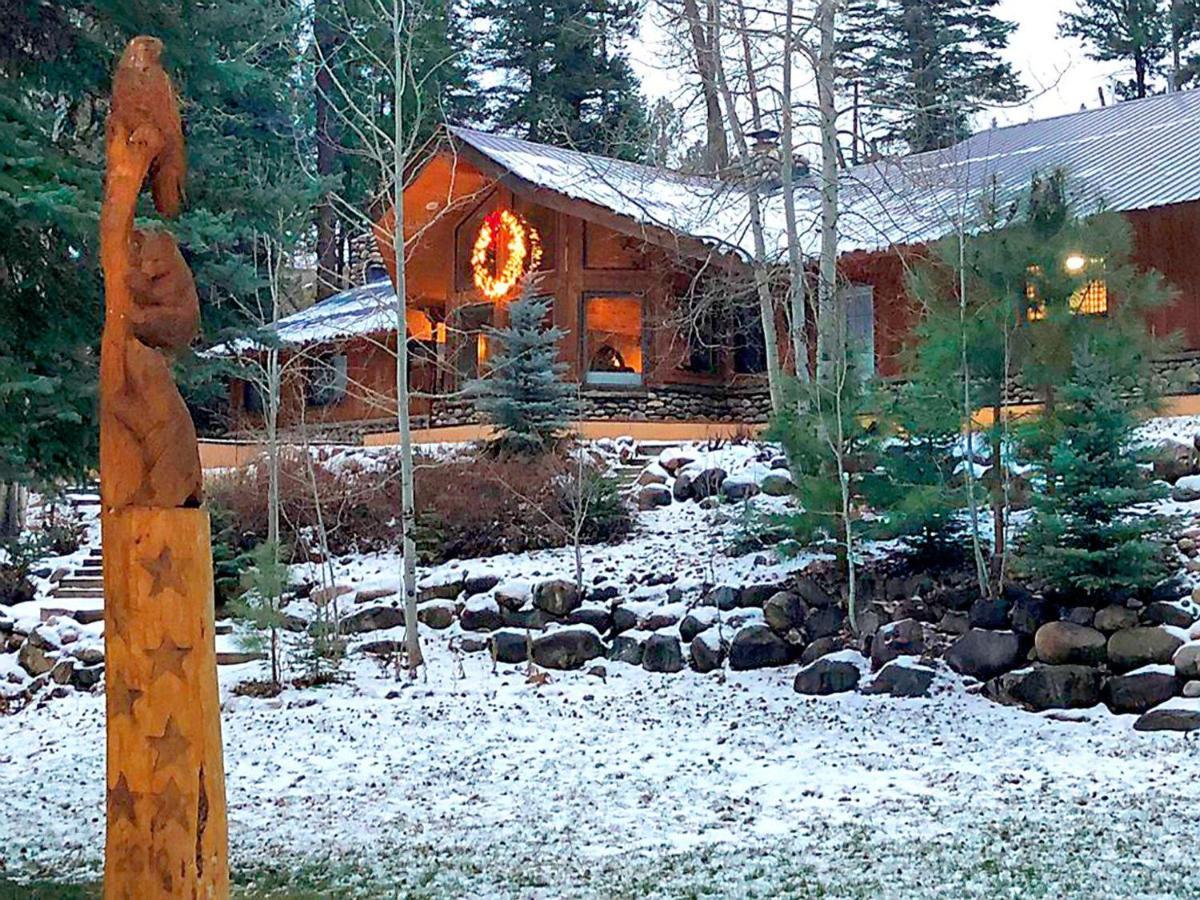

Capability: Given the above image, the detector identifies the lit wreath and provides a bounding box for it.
[471,209,542,301]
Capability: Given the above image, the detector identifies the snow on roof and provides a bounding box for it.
[456,90,1200,257]
[208,278,398,355]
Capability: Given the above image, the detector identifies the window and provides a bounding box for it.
[450,302,494,383]
[584,294,643,385]
[306,353,348,407]
[842,284,875,376]
[1025,258,1108,320]
[243,380,264,415]
[732,306,767,375]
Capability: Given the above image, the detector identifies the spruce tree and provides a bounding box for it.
[470,285,577,455]
[1018,339,1172,598]
[842,0,1026,152]
[467,0,649,158]
[1061,0,1171,99]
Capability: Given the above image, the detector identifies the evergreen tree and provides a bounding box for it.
[468,0,649,158]
[1061,0,1170,99]
[1018,339,1172,597]
[842,0,1026,152]
[470,285,577,454]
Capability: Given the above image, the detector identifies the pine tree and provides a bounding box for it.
[842,0,1026,152]
[468,0,649,158]
[470,285,577,454]
[1061,0,1170,99]
[1018,339,1172,598]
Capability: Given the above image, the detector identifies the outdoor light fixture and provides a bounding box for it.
[1065,253,1087,273]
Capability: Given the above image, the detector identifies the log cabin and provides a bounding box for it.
[218,89,1200,442]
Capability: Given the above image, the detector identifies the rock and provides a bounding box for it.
[793,655,861,695]
[311,584,354,606]
[738,584,780,609]
[71,645,105,666]
[1133,698,1200,732]
[689,629,725,673]
[721,477,759,502]
[1094,604,1139,633]
[587,664,607,679]
[216,649,266,666]
[460,595,504,633]
[530,626,605,670]
[1175,641,1200,677]
[800,635,842,665]
[793,576,836,609]
[641,604,683,631]
[488,628,530,664]
[533,579,581,617]
[610,606,638,636]
[1108,626,1187,673]
[500,606,557,630]
[642,634,685,673]
[494,581,532,611]
[1034,622,1107,666]
[459,634,490,653]
[946,629,1024,680]
[968,596,1011,630]
[657,448,695,474]
[636,484,672,511]
[704,585,739,611]
[1171,474,1200,502]
[565,605,611,634]
[805,605,846,641]
[763,592,808,634]
[1144,600,1196,629]
[760,471,793,496]
[463,574,501,597]
[1105,665,1182,714]
[1184,680,1200,698]
[417,600,455,630]
[689,467,727,501]
[636,464,669,487]
[354,587,396,604]
[1009,593,1055,636]
[679,607,719,643]
[339,605,406,634]
[27,625,62,652]
[359,639,401,655]
[672,471,696,502]
[1064,606,1095,627]
[18,641,54,676]
[1153,438,1196,483]
[71,663,103,690]
[937,612,970,636]
[609,633,645,665]
[865,659,936,698]
[416,578,462,602]
[49,657,74,684]
[871,618,924,669]
[728,624,791,670]
[986,664,1102,710]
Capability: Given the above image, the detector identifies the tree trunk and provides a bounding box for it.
[780,0,810,383]
[680,0,729,173]
[815,0,840,383]
[315,4,340,299]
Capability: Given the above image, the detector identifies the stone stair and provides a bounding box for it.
[612,441,682,492]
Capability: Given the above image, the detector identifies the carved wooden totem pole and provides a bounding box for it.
[99,36,229,899]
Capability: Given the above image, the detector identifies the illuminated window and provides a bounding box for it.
[585,295,643,385]
[1025,258,1107,321]
[1069,279,1107,315]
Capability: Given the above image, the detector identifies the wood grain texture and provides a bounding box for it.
[103,507,228,899]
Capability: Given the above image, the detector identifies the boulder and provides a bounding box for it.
[642,633,685,673]
[463,573,501,597]
[760,471,793,497]
[738,584,780,609]
[609,633,646,665]
[1105,665,1181,714]
[341,605,405,634]
[1152,438,1196,483]
[610,605,638,636]
[721,477,759,502]
[672,471,696,502]
[460,596,504,633]
[533,579,581,617]
[312,584,355,606]
[1144,600,1196,629]
[1174,641,1200,677]
[1133,698,1200,732]
[870,618,924,669]
[1034,622,1107,666]
[1064,606,1095,627]
[416,578,462,603]
[763,592,808,634]
[18,640,54,676]
[689,467,728,500]
[936,612,970,637]
[793,655,861,695]
[494,581,532,611]
[1094,604,1139,634]
[799,636,843,665]
[679,607,719,643]
[864,659,936,698]
[805,605,845,641]
[489,629,530,664]
[636,464,669,487]
[71,663,103,690]
[359,639,401,656]
[354,587,397,604]
[1185,680,1200,698]
[946,629,1024,680]
[704,585,739,611]
[500,606,557,630]
[657,448,695,475]
[636,484,672,511]
[1171,474,1200,502]
[689,629,725,673]
[565,605,612,634]
[641,604,684,631]
[793,576,836,609]
[1009,593,1055,636]
[1108,626,1187,673]
[531,626,605,670]
[417,600,455,630]
[728,624,791,670]
[968,595,1011,630]
[986,664,1103,710]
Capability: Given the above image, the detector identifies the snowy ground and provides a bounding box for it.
[5,434,1200,896]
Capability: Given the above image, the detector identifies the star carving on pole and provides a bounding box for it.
[108,772,140,826]
[140,545,188,597]
[149,715,190,770]
[151,776,190,833]
[108,673,143,719]
[147,634,191,683]
[112,841,146,875]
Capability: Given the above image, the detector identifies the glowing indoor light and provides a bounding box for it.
[1065,253,1087,273]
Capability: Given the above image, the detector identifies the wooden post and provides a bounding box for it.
[100,36,228,899]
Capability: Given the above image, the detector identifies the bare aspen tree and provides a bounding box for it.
[779,0,813,383]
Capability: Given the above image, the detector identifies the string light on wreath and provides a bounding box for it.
[471,209,542,301]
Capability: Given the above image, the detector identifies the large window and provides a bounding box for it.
[1026,257,1108,320]
[584,294,643,385]
[842,284,875,376]
[307,353,348,407]
[450,302,495,383]
[732,305,767,375]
